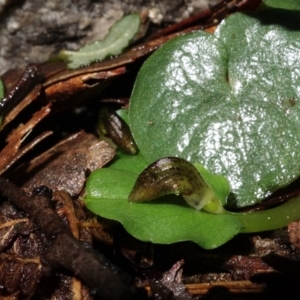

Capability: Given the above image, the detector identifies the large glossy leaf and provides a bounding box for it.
[129,6,300,207]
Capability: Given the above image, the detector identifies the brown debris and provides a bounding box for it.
[160,260,192,300]
[0,65,44,117]
[0,252,44,296]
[3,131,53,176]
[146,261,265,299]
[52,191,86,299]
[53,191,114,246]
[44,66,126,111]
[78,219,114,247]
[288,220,300,250]
[12,131,115,197]
[0,202,47,298]
[53,191,80,239]
[0,185,112,299]
[117,233,153,268]
[72,195,115,246]
[0,104,52,175]
[148,260,193,300]
[0,69,24,91]
[185,280,265,295]
[0,84,43,130]
[0,178,143,300]
[223,255,275,280]
[0,291,20,300]
[0,202,38,253]
[0,218,31,252]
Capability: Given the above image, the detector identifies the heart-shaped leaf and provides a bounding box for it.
[129,6,300,207]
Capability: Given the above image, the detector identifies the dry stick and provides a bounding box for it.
[185,280,265,295]
[0,177,144,300]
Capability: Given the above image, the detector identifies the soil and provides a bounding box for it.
[0,0,220,74]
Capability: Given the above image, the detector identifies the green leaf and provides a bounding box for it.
[0,79,4,99]
[262,0,300,10]
[85,165,300,248]
[194,163,230,206]
[59,14,140,69]
[116,108,130,124]
[85,168,242,249]
[108,150,148,173]
[129,8,300,208]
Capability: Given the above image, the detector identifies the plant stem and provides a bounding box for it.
[227,196,300,233]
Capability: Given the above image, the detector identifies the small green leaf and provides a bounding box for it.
[59,14,140,69]
[84,166,300,248]
[108,150,148,174]
[85,150,300,248]
[84,168,242,249]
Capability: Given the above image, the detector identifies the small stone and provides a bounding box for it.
[6,19,20,33]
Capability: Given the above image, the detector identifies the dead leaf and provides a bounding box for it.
[116,232,153,268]
[35,274,93,300]
[185,280,265,295]
[159,260,192,300]
[0,85,43,130]
[0,202,47,298]
[44,66,126,111]
[148,260,192,300]
[11,131,115,196]
[78,219,114,247]
[0,104,52,175]
[288,221,300,250]
[0,201,37,252]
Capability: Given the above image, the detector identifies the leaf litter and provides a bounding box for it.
[2,1,300,299]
